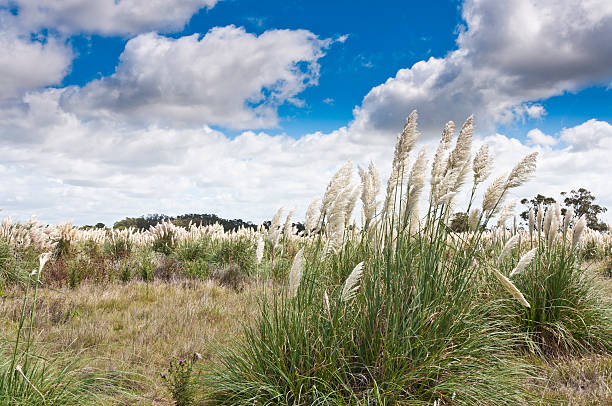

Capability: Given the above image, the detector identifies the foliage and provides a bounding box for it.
[561,188,608,232]
[450,211,469,232]
[114,213,258,232]
[503,235,612,354]
[202,209,533,405]
[162,355,200,406]
[520,194,557,221]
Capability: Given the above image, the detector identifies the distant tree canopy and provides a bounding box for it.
[112,213,305,233]
[450,212,469,233]
[561,188,608,232]
[520,188,608,232]
[519,194,557,222]
[113,213,257,232]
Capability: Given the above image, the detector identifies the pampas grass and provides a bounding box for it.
[340,262,364,302]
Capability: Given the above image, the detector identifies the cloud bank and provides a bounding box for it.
[1,0,612,226]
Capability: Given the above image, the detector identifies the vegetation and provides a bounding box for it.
[0,112,610,404]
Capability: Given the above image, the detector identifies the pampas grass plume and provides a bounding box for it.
[492,268,531,308]
[509,248,537,277]
[288,247,305,298]
[341,262,364,302]
[572,215,587,249]
[498,234,519,264]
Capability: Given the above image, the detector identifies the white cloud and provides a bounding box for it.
[58,26,331,129]
[0,12,72,101]
[1,0,612,228]
[560,119,612,152]
[4,0,220,36]
[2,89,612,226]
[526,129,557,147]
[0,90,393,225]
[351,0,612,136]
[482,129,612,224]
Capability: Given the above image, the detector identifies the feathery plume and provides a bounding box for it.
[543,207,553,238]
[406,147,428,213]
[554,202,562,227]
[506,152,538,188]
[482,174,507,213]
[341,262,364,302]
[328,186,353,249]
[283,209,295,237]
[572,215,587,249]
[437,192,457,206]
[304,197,321,233]
[498,234,519,264]
[344,186,361,227]
[268,207,283,237]
[359,162,381,228]
[446,115,474,174]
[468,208,481,231]
[563,206,574,234]
[288,248,305,298]
[323,290,332,321]
[255,236,264,265]
[431,121,455,190]
[509,248,537,277]
[492,268,531,308]
[473,143,493,185]
[528,207,535,234]
[384,111,419,216]
[369,161,381,198]
[38,252,52,272]
[536,202,544,232]
[321,161,353,216]
[497,200,516,228]
[548,214,559,243]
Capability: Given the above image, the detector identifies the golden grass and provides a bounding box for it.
[0,280,262,404]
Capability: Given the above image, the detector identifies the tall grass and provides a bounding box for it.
[502,207,612,354]
[202,112,541,405]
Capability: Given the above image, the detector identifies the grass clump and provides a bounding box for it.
[202,112,540,405]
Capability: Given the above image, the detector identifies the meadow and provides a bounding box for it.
[1,112,611,405]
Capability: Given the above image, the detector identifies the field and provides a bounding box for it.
[1,114,611,405]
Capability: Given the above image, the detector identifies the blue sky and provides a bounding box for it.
[60,0,463,137]
[1,0,612,225]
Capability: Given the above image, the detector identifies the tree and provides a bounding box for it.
[561,188,608,232]
[519,194,556,222]
[450,212,469,232]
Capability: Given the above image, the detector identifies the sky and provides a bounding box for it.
[1,0,612,226]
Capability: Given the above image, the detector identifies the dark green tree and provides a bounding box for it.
[519,194,556,222]
[561,188,608,232]
[449,212,469,232]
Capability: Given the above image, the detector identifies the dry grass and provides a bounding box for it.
[532,355,612,405]
[0,279,261,404]
[529,260,612,405]
[0,260,609,404]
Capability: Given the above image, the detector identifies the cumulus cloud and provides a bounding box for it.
[2,89,612,227]
[0,89,392,225]
[526,129,558,147]
[0,12,72,101]
[352,0,612,137]
[58,26,331,129]
[3,0,220,36]
[560,119,612,152]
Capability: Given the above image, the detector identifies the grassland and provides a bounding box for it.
[1,113,611,405]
